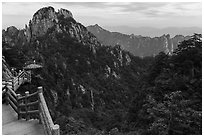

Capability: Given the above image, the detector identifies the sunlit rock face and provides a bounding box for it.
[26,6,100,49]
[30,6,57,37]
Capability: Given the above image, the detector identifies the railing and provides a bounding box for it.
[17,90,40,120]
[3,86,18,113]
[2,70,31,92]
[38,87,60,135]
[2,83,39,120]
[2,71,60,135]
[11,70,31,91]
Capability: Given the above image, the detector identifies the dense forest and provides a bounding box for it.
[3,33,202,135]
[2,7,202,135]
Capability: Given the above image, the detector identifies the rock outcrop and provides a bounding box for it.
[24,6,100,48]
[58,8,73,19]
[2,26,27,47]
[30,6,57,38]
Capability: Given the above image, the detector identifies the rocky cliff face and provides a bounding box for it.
[3,7,100,48]
[25,6,100,47]
[171,35,191,52]
[2,26,27,48]
[87,24,191,56]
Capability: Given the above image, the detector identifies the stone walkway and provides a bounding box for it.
[2,104,45,135]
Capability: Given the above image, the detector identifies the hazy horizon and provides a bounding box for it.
[102,25,201,37]
[2,2,202,37]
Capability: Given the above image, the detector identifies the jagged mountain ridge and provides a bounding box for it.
[87,24,191,56]
[2,6,143,134]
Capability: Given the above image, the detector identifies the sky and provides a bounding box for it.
[2,2,202,32]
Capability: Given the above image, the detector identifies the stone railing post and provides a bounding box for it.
[38,87,43,124]
[5,86,9,105]
[25,91,30,120]
[52,124,60,135]
[19,70,22,82]
[12,77,14,91]
[17,94,21,120]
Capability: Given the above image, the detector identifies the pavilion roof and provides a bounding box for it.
[23,63,43,70]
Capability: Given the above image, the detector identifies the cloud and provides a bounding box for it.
[2,2,202,29]
[111,2,202,18]
[53,2,108,8]
[2,2,50,16]
[3,2,201,17]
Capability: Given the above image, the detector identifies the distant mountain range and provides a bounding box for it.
[103,26,201,38]
[87,24,192,56]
